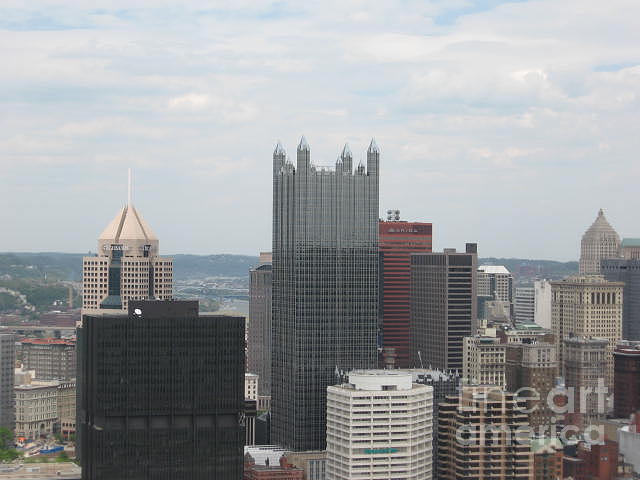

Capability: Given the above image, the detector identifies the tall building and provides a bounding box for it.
[437,386,533,480]
[410,244,478,371]
[602,257,640,340]
[21,338,75,380]
[613,341,640,419]
[463,328,507,388]
[534,279,552,329]
[579,209,621,275]
[506,341,558,429]
[514,286,535,324]
[563,336,608,430]
[247,253,272,396]
[379,214,432,368]
[621,238,640,260]
[477,265,513,303]
[82,188,172,313]
[551,275,623,388]
[77,300,245,479]
[326,371,433,480]
[58,381,76,440]
[0,334,15,430]
[271,138,379,451]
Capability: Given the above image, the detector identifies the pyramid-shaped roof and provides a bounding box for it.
[585,209,618,236]
[99,205,158,242]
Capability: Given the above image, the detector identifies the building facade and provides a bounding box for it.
[621,238,640,260]
[82,199,172,313]
[613,341,640,419]
[532,438,564,480]
[602,258,640,341]
[410,244,478,372]
[58,381,75,439]
[463,329,507,388]
[534,279,552,329]
[379,216,432,368]
[247,254,272,396]
[514,286,535,324]
[272,138,379,451]
[77,300,245,480]
[551,275,623,389]
[563,336,608,430]
[326,371,433,480]
[21,338,75,380]
[437,387,533,480]
[15,381,59,439]
[579,209,621,275]
[0,334,15,430]
[477,266,513,323]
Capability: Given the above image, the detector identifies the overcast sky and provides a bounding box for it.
[1,1,638,260]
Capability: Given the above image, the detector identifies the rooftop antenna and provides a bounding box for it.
[417,351,424,369]
[127,168,133,206]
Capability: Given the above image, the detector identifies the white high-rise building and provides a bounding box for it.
[82,174,172,313]
[534,279,552,329]
[477,265,513,303]
[326,370,433,480]
[514,286,535,324]
[463,328,507,388]
[579,209,620,274]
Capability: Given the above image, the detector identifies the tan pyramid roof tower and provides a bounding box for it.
[579,209,621,274]
[82,170,173,313]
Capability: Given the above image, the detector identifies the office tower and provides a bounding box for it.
[326,371,433,480]
[82,184,173,313]
[15,380,60,438]
[579,209,621,275]
[58,381,76,440]
[0,334,15,430]
[534,279,552,329]
[379,213,432,368]
[514,286,535,324]
[437,386,533,480]
[621,238,640,260]
[496,322,555,344]
[21,338,75,380]
[532,438,564,480]
[613,341,640,419]
[563,336,608,430]
[271,138,379,451]
[77,300,245,479]
[410,244,478,371]
[477,266,513,303]
[247,254,272,396]
[463,328,507,388]
[506,341,558,429]
[551,275,623,389]
[602,257,640,340]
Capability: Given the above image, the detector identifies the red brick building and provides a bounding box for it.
[244,453,304,480]
[614,341,640,419]
[379,215,432,368]
[564,440,619,480]
[532,438,563,480]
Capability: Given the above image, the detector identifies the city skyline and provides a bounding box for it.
[2,1,639,260]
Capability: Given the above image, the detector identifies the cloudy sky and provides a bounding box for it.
[1,0,638,260]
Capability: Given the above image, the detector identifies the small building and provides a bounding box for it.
[532,437,563,480]
[244,453,304,480]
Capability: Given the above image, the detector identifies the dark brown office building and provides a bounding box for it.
[613,340,640,419]
[379,216,432,368]
[410,244,477,372]
[77,300,245,480]
[21,338,76,380]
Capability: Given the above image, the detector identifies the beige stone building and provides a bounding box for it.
[82,196,172,313]
[57,381,75,439]
[463,327,507,389]
[551,275,623,389]
[579,209,620,274]
[15,381,59,439]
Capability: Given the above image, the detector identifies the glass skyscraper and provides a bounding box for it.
[271,137,379,451]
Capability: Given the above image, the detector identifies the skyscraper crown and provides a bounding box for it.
[297,135,310,152]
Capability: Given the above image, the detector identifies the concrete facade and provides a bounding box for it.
[21,338,75,381]
[15,381,59,439]
[463,329,507,389]
[579,209,621,275]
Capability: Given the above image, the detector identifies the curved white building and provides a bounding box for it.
[579,209,621,274]
[326,370,433,480]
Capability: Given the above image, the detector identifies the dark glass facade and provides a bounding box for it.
[602,258,640,341]
[77,300,245,480]
[410,244,477,372]
[271,139,379,451]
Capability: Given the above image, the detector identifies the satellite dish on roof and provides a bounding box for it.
[134,308,142,316]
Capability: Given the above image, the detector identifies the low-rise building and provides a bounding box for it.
[285,451,326,480]
[532,437,563,480]
[15,381,59,439]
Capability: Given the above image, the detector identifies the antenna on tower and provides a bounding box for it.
[127,168,133,206]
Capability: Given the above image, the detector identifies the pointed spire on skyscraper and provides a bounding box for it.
[341,143,352,160]
[367,138,380,154]
[274,141,286,157]
[297,135,310,152]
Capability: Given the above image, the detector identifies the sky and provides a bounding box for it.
[1,0,639,260]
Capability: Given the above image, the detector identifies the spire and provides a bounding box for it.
[598,208,604,217]
[341,143,352,160]
[127,168,133,206]
[273,141,286,157]
[297,135,310,152]
[368,137,379,154]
